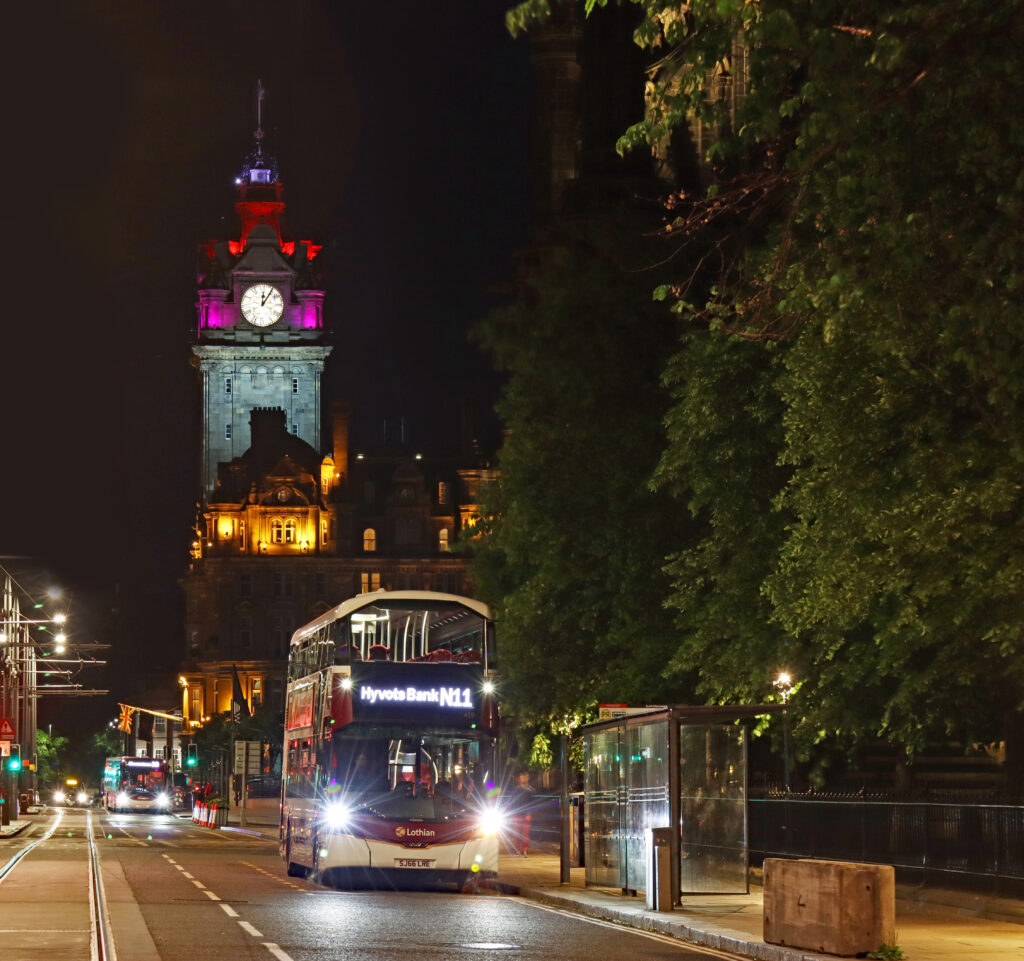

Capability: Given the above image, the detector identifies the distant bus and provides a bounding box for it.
[280,591,504,889]
[102,757,171,813]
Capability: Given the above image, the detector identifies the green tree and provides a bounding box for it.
[35,729,69,787]
[471,211,697,729]
[508,0,1024,774]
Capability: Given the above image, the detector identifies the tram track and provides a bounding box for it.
[0,807,65,883]
[87,810,117,961]
[0,808,117,961]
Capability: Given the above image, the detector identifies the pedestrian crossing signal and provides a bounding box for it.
[5,744,21,772]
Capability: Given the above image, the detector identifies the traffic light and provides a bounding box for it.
[185,743,197,768]
[5,743,22,773]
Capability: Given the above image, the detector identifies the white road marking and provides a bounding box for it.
[263,944,296,961]
[202,890,221,901]
[220,904,239,918]
[181,871,195,879]
[519,899,741,958]
[191,880,206,889]
[174,865,185,871]
[239,921,263,937]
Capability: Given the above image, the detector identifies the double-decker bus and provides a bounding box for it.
[280,590,504,889]
[101,757,171,813]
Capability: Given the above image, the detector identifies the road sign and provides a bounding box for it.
[233,740,260,776]
[0,718,14,740]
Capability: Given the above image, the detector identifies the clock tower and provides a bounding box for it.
[193,141,331,504]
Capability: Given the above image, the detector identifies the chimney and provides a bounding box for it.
[332,402,351,480]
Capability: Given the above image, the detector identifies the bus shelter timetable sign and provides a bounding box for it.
[351,662,482,729]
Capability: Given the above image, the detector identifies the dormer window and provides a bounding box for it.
[250,167,272,184]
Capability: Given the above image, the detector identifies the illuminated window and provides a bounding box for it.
[225,377,232,395]
[320,519,328,546]
[360,572,381,593]
[284,518,297,544]
[225,423,232,440]
[271,518,283,543]
[438,528,449,552]
[251,678,263,706]
[363,528,376,552]
[438,481,449,505]
[239,521,246,549]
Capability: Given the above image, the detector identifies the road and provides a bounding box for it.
[0,808,732,961]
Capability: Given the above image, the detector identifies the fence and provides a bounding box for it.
[749,795,1024,898]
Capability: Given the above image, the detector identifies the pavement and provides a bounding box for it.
[7,809,1024,960]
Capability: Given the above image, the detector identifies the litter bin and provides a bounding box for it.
[645,826,673,912]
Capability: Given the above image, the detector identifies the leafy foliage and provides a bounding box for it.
[506,0,1024,767]
[471,211,697,726]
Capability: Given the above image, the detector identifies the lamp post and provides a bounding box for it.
[774,671,795,792]
[1,571,73,818]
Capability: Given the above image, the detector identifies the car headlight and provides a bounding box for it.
[156,793,169,807]
[323,801,352,832]
[477,805,508,837]
[117,792,129,805]
[53,791,66,804]
[76,792,88,805]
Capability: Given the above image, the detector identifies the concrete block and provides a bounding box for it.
[763,857,896,956]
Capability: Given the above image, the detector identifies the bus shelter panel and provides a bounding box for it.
[679,723,748,894]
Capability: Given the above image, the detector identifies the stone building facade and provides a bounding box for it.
[180,144,492,726]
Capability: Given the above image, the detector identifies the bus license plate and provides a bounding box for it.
[395,857,435,868]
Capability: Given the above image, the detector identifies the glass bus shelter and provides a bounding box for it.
[581,705,771,903]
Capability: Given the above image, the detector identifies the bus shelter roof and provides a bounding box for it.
[579,704,781,734]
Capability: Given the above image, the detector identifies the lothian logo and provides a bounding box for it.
[395,825,436,839]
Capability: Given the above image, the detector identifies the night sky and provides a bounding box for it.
[0,2,534,718]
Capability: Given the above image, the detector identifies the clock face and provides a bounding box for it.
[276,487,291,503]
[240,284,284,327]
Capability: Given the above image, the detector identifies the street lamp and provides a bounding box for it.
[773,670,795,792]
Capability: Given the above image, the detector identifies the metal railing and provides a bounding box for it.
[749,795,1024,897]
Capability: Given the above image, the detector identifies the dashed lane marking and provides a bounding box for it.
[239,860,304,891]
[263,944,296,961]
[239,921,263,938]
[220,904,240,918]
[202,890,221,901]
[191,880,207,890]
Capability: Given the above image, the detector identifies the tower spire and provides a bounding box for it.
[254,79,265,159]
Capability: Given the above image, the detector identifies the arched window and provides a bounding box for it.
[363,528,376,552]
[438,528,450,552]
[270,518,283,544]
[284,518,297,544]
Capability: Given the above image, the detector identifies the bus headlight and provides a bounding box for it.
[323,801,352,832]
[477,805,508,837]
[76,792,89,805]
[117,792,129,806]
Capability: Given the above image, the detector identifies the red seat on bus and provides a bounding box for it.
[367,644,391,661]
[453,650,479,663]
[427,649,453,662]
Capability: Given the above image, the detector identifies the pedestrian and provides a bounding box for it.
[508,771,536,856]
